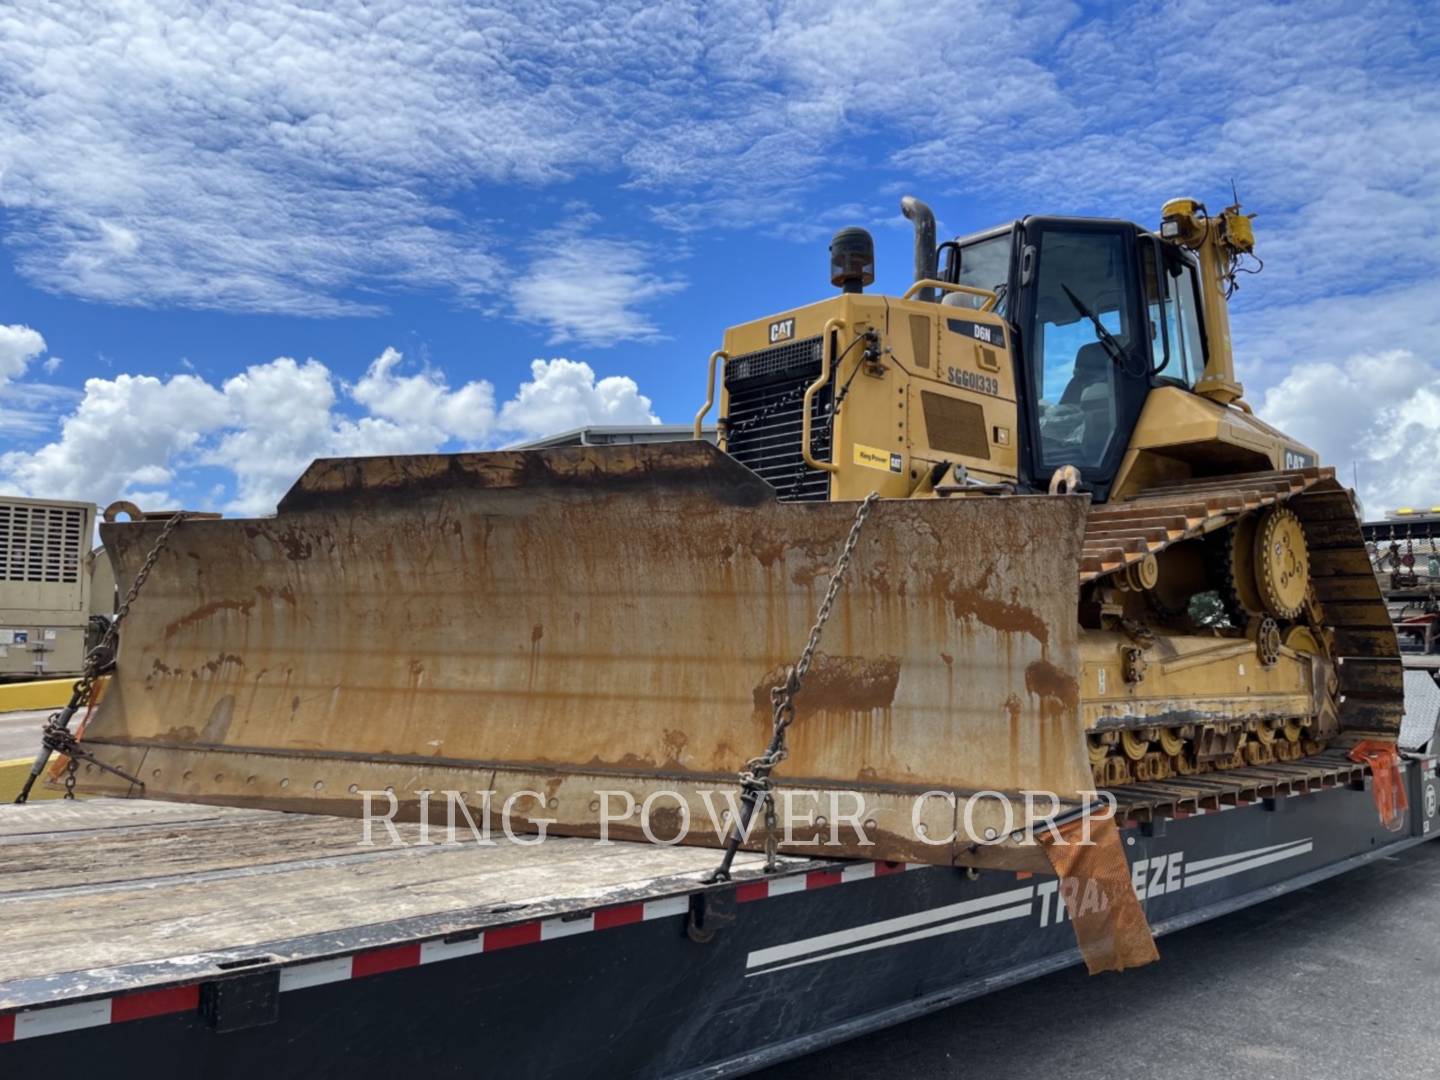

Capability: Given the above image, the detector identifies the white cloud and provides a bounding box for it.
[0,323,46,384]
[350,347,496,442]
[498,359,658,440]
[41,354,62,374]
[1,345,661,515]
[0,0,1429,340]
[512,214,686,346]
[0,372,229,506]
[892,0,1439,309]
[0,381,82,437]
[1262,350,1440,517]
[1235,281,1440,394]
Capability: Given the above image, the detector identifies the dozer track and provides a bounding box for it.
[1078,468,1403,788]
[1080,468,1333,583]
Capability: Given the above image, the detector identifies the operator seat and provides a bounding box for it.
[1060,342,1114,406]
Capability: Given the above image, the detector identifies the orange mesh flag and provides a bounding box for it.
[1040,814,1159,974]
[1348,740,1408,832]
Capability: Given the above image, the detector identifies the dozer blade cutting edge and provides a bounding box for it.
[75,441,1096,868]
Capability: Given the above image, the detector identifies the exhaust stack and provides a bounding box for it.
[901,195,937,302]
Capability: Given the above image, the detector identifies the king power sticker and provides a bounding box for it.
[854,443,904,474]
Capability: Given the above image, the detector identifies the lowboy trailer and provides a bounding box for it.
[2,680,1438,1079]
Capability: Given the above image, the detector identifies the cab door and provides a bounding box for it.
[1014,218,1153,502]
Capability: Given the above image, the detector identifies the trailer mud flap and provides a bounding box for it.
[1348,740,1408,832]
[1039,816,1158,973]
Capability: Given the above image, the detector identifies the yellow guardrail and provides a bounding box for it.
[0,677,75,713]
[0,756,65,802]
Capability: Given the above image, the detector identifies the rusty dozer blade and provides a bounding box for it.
[76,441,1095,868]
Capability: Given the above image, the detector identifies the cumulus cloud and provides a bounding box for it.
[0,323,46,384]
[891,0,1440,307]
[0,372,229,506]
[498,359,659,440]
[0,324,81,436]
[1263,350,1440,517]
[1233,281,1440,515]
[0,346,660,515]
[350,347,496,443]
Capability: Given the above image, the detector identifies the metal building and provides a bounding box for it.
[0,496,110,680]
[514,423,717,449]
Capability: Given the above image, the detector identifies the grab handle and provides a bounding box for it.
[802,318,846,474]
[693,350,729,442]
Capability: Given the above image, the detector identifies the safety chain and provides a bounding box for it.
[14,511,188,804]
[706,492,880,882]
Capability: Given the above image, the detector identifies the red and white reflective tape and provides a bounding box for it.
[735,860,920,902]
[0,985,198,1044]
[277,893,695,991]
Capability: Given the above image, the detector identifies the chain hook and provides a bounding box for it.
[13,511,188,804]
[706,492,880,883]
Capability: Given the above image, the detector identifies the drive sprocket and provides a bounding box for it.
[1253,506,1310,619]
[1209,506,1312,623]
[1209,514,1263,623]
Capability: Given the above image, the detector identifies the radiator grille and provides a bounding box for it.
[921,391,990,459]
[724,337,832,502]
[724,336,823,384]
[0,502,86,583]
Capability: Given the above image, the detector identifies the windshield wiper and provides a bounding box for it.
[1060,283,1127,369]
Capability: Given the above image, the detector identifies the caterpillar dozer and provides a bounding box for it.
[62,194,1403,873]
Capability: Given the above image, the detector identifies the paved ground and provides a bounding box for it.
[757,840,1440,1080]
[0,710,49,762]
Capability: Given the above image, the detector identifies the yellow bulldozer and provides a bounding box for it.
[58,194,1402,875]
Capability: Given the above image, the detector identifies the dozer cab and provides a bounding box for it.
[60,194,1403,878]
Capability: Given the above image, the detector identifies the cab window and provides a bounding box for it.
[1027,228,1146,473]
[950,234,1010,315]
[1168,259,1206,385]
[1151,246,1207,386]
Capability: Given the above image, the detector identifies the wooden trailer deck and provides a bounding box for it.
[0,798,778,1012]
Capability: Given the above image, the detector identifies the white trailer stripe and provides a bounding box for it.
[643,895,689,920]
[1184,841,1314,887]
[745,885,1034,970]
[1185,839,1312,875]
[767,874,807,896]
[748,902,1034,977]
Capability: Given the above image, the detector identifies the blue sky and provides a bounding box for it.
[2,0,1438,516]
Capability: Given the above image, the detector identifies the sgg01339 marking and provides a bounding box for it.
[946,367,1000,396]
